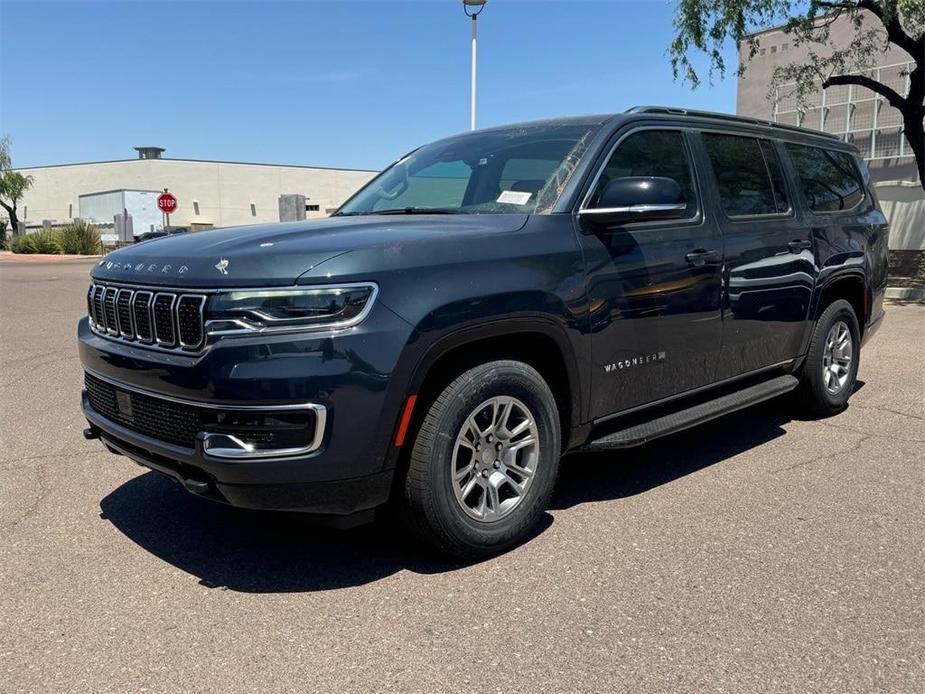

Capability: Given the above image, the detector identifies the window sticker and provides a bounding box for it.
[497,190,532,205]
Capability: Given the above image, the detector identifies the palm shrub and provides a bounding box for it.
[57,220,102,255]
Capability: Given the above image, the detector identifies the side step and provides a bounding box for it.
[583,374,799,450]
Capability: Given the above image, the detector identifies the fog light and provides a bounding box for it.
[201,405,326,458]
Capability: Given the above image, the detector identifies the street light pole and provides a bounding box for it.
[463,0,487,131]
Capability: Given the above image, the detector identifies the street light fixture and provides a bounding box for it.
[462,0,487,131]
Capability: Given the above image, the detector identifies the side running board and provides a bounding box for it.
[583,374,799,450]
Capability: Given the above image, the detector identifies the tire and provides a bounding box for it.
[401,360,561,559]
[798,299,861,417]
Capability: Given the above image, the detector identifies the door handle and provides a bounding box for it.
[685,249,719,268]
[788,239,812,253]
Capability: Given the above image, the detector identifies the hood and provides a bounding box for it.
[89,215,529,288]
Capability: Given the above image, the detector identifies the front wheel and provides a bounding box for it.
[401,360,561,559]
[798,299,860,416]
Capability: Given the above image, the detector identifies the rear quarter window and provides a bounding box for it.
[785,143,864,213]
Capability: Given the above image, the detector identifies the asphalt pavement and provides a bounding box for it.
[1,257,922,693]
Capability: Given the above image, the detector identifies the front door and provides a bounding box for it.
[577,127,724,419]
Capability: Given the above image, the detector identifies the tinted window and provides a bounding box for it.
[702,133,790,216]
[785,144,864,212]
[589,130,697,219]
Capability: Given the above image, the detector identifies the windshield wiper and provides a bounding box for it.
[369,207,463,215]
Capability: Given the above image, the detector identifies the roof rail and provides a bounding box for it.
[626,105,841,141]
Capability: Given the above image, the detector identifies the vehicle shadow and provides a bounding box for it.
[100,389,856,594]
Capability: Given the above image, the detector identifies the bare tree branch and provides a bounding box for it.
[822,73,906,108]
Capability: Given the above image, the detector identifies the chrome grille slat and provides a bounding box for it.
[103,287,119,335]
[116,289,135,339]
[87,282,206,353]
[152,293,177,346]
[132,291,154,343]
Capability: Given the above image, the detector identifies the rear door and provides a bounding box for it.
[576,127,724,418]
[695,131,816,381]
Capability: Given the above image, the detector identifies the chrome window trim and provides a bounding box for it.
[116,288,135,339]
[577,126,703,227]
[152,293,177,347]
[176,294,207,349]
[83,368,327,458]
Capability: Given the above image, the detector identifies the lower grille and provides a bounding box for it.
[83,372,324,456]
[84,372,204,448]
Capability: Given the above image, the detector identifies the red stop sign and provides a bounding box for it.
[157,192,178,213]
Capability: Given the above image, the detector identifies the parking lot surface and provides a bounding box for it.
[1,257,923,693]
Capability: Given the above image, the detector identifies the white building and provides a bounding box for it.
[12,146,377,232]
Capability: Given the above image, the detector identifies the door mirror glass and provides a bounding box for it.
[581,176,687,224]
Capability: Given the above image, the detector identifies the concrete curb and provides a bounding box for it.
[885,286,925,301]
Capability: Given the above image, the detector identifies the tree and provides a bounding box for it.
[670,0,925,190]
[0,135,34,232]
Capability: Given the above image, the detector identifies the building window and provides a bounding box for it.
[306,204,320,212]
[770,45,777,54]
[781,42,789,51]
[250,202,257,216]
[760,48,766,56]
[193,200,200,216]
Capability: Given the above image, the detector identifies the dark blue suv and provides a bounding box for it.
[79,107,888,557]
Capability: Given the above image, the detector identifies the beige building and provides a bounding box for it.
[736,15,924,256]
[13,146,377,232]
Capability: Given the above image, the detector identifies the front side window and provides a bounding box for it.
[587,130,698,219]
[336,123,601,216]
[702,133,790,217]
[785,143,864,212]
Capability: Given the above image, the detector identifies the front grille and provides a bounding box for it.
[88,282,205,351]
[84,372,204,448]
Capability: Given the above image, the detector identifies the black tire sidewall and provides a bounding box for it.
[805,300,860,413]
[419,362,560,553]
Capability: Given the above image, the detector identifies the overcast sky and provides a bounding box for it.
[1,0,738,171]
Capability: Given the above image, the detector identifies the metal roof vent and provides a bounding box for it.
[134,146,165,160]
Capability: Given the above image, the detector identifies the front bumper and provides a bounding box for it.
[78,302,415,514]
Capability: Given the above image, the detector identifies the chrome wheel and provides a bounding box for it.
[822,320,853,395]
[451,396,539,523]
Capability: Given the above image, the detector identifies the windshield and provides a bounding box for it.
[336,123,601,216]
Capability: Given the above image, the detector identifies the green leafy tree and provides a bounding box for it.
[670,0,925,190]
[0,135,34,232]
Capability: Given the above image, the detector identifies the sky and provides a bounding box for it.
[0,0,738,171]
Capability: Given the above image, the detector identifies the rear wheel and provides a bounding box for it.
[798,299,860,416]
[402,360,561,558]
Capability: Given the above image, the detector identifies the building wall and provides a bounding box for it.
[13,158,377,229]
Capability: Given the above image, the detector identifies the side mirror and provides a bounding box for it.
[580,176,687,225]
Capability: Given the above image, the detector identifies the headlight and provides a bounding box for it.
[206,283,377,336]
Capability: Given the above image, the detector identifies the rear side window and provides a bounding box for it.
[589,130,698,219]
[702,133,790,217]
[785,144,864,212]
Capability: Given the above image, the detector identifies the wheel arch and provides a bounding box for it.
[813,270,868,337]
[401,316,584,454]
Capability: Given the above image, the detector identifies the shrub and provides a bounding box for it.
[10,229,61,254]
[57,220,102,255]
